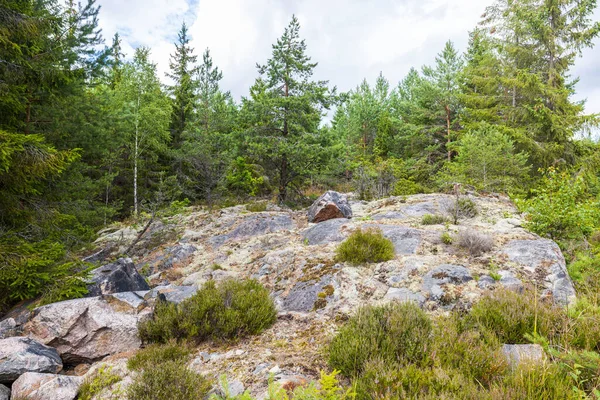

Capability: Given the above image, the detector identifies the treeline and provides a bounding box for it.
[0,0,599,310]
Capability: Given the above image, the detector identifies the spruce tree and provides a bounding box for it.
[167,22,198,147]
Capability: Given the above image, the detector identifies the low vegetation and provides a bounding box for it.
[335,228,395,265]
[457,230,494,256]
[328,289,600,399]
[421,214,447,225]
[139,279,277,344]
[78,366,122,400]
[127,343,210,400]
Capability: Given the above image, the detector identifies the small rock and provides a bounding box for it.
[11,372,82,400]
[276,374,309,391]
[0,337,63,383]
[502,344,545,369]
[145,285,198,304]
[86,258,149,297]
[384,288,425,306]
[0,318,17,339]
[498,271,524,293]
[269,365,281,375]
[282,277,334,312]
[307,191,352,223]
[253,363,271,375]
[422,265,472,302]
[477,275,496,289]
[0,384,9,400]
[217,378,245,397]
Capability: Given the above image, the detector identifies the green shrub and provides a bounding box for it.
[127,342,191,371]
[127,360,211,400]
[78,366,122,400]
[421,214,447,225]
[139,279,277,344]
[246,202,267,212]
[440,231,453,244]
[490,362,579,400]
[335,228,395,265]
[467,289,563,345]
[518,168,599,243]
[328,303,431,376]
[353,360,484,400]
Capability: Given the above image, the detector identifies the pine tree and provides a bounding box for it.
[167,22,198,147]
[243,15,333,202]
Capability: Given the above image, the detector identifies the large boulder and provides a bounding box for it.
[24,292,151,363]
[0,384,9,400]
[0,337,62,383]
[11,372,82,400]
[86,258,149,297]
[501,239,576,304]
[307,191,352,223]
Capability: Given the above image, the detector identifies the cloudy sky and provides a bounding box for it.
[96,0,600,123]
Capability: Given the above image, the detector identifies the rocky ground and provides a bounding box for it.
[0,192,575,399]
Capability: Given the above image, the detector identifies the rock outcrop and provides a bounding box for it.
[11,372,82,400]
[307,191,352,223]
[24,292,151,363]
[0,337,62,383]
[86,258,149,297]
[0,384,9,400]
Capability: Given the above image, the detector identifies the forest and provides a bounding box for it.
[1,0,600,315]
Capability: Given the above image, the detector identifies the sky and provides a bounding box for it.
[95,0,600,127]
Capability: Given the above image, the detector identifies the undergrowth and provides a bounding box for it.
[335,228,395,265]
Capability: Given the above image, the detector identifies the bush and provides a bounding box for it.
[78,366,122,400]
[127,342,191,371]
[445,196,478,224]
[127,360,211,400]
[139,279,277,344]
[353,360,484,400]
[246,202,267,212]
[335,228,395,265]
[466,289,563,345]
[421,214,447,225]
[441,231,453,245]
[328,303,432,376]
[457,230,494,256]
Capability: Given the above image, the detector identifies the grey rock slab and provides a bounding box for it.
[209,214,295,247]
[24,294,150,363]
[86,258,149,297]
[307,191,352,223]
[11,372,82,400]
[145,285,198,305]
[502,239,575,304]
[384,288,425,306]
[477,275,496,289]
[0,384,9,400]
[0,337,62,383]
[372,202,439,221]
[498,271,524,293]
[364,224,422,255]
[144,243,197,273]
[502,344,545,369]
[302,218,349,245]
[282,277,333,312]
[422,265,473,301]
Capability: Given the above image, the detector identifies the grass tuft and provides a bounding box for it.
[335,228,395,265]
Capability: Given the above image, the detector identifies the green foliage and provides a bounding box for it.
[467,289,563,345]
[328,303,432,376]
[421,214,447,225]
[246,202,267,212]
[519,168,599,243]
[127,360,211,400]
[127,342,191,371]
[139,279,277,344]
[226,157,266,197]
[441,231,453,245]
[335,228,395,265]
[439,124,530,193]
[78,366,122,400]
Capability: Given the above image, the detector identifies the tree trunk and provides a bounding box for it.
[445,104,452,161]
[134,94,140,216]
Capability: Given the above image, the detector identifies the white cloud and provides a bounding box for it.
[96,0,600,119]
